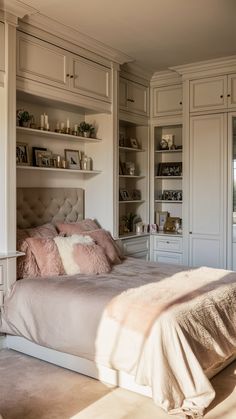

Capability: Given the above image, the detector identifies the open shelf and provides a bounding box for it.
[155,200,182,203]
[119,146,145,153]
[155,176,182,179]
[155,149,182,154]
[119,200,145,204]
[16,126,102,143]
[17,165,101,175]
[119,175,145,179]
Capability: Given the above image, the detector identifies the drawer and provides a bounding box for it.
[122,236,149,256]
[153,236,182,253]
[129,251,149,261]
[153,251,183,265]
[0,265,3,285]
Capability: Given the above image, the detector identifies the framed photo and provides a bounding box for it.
[16,142,29,166]
[65,149,81,169]
[155,211,169,231]
[162,190,183,201]
[164,217,181,233]
[149,223,157,233]
[32,147,47,166]
[119,188,131,201]
[132,189,141,200]
[129,138,139,149]
[35,150,52,167]
[158,162,182,177]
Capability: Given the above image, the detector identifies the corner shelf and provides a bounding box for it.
[155,176,182,179]
[155,149,182,154]
[119,200,145,204]
[17,166,101,175]
[119,146,145,153]
[155,200,182,203]
[119,175,145,179]
[16,127,102,143]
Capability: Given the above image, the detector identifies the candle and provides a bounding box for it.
[61,122,65,130]
[66,118,70,129]
[74,124,78,131]
[44,114,48,125]
[56,122,60,131]
[46,123,50,131]
[40,115,44,129]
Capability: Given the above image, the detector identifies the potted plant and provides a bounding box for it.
[79,121,95,138]
[17,109,33,127]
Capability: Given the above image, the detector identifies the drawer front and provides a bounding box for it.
[153,251,183,265]
[153,84,182,116]
[153,236,182,252]
[129,251,149,261]
[123,236,149,255]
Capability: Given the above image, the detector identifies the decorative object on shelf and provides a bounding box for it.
[125,161,135,175]
[32,147,47,166]
[72,124,78,136]
[64,149,81,170]
[129,138,139,149]
[121,212,140,233]
[35,150,52,167]
[162,134,175,150]
[157,162,182,176]
[16,142,30,165]
[162,190,182,201]
[79,121,95,138]
[149,224,158,233]
[16,109,33,128]
[164,217,181,233]
[135,222,144,234]
[119,188,131,201]
[131,189,141,200]
[40,113,50,131]
[155,210,169,231]
[81,155,92,171]
[119,133,125,147]
[159,138,168,150]
[119,160,124,175]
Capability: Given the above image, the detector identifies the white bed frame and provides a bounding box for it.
[3,187,236,399]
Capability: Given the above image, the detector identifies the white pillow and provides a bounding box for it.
[54,234,94,275]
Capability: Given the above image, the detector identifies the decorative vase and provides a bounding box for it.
[83,131,90,138]
[19,120,29,128]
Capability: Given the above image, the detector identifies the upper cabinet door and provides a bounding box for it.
[17,32,69,89]
[190,76,227,112]
[70,54,111,102]
[228,73,236,109]
[119,77,149,116]
[0,22,4,73]
[152,84,182,117]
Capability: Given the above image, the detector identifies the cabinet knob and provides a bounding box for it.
[220,95,223,98]
[166,241,170,244]
[127,98,135,103]
[227,94,231,97]
[70,75,74,79]
[189,231,192,234]
[66,74,70,77]
[179,101,182,105]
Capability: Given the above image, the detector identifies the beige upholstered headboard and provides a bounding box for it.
[17,188,84,228]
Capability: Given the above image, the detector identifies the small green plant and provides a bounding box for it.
[16,109,33,126]
[79,121,94,135]
[121,212,137,232]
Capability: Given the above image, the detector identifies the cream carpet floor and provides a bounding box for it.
[0,349,236,419]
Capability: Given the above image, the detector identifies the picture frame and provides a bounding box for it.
[16,142,30,166]
[157,162,182,177]
[119,188,131,201]
[131,189,141,200]
[35,150,52,167]
[129,138,139,149]
[32,147,47,166]
[164,216,181,233]
[64,149,81,170]
[162,190,183,201]
[155,211,169,231]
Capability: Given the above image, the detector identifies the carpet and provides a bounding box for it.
[0,349,236,418]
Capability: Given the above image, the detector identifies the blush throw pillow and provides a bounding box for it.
[56,219,100,235]
[79,229,121,265]
[25,237,65,277]
[54,234,94,275]
[17,223,58,279]
[73,243,111,274]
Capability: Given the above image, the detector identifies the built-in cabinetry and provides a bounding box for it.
[0,22,4,86]
[121,234,149,260]
[119,72,149,117]
[150,234,183,265]
[0,260,4,308]
[190,74,236,113]
[152,84,182,117]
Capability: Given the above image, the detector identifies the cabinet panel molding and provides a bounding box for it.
[228,74,236,108]
[190,76,227,112]
[119,77,149,117]
[153,84,182,116]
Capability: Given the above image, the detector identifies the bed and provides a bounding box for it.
[1,187,236,419]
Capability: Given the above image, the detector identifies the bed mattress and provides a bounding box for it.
[1,258,236,417]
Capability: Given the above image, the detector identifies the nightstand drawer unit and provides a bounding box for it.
[152,235,183,265]
[122,236,150,260]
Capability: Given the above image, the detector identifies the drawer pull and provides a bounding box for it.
[166,241,170,244]
[127,98,135,103]
[220,95,223,98]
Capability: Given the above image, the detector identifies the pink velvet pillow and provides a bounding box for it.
[26,237,65,277]
[79,229,121,265]
[17,223,58,279]
[56,219,100,235]
[73,243,111,274]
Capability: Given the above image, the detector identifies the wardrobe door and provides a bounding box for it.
[189,114,227,268]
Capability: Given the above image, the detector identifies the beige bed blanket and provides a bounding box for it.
[1,258,236,418]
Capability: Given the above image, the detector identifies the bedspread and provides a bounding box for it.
[1,258,236,417]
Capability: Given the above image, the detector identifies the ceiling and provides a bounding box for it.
[19,0,236,74]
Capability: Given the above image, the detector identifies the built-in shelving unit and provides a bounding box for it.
[17,126,101,143]
[17,166,101,175]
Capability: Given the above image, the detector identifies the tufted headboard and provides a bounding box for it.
[17,188,84,228]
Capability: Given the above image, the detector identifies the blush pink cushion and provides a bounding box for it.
[73,243,111,274]
[79,229,121,265]
[26,237,65,277]
[56,219,100,235]
[17,223,58,279]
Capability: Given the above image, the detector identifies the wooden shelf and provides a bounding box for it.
[16,126,102,143]
[119,175,145,179]
[119,200,145,204]
[17,165,101,175]
[119,146,145,152]
[155,200,182,203]
[155,149,182,153]
[155,176,182,179]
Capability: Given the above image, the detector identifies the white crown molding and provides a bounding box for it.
[0,0,38,25]
[151,70,182,87]
[19,13,133,66]
[171,55,236,80]
[121,62,153,82]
